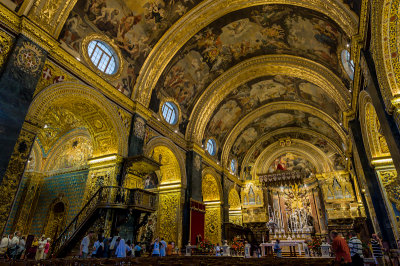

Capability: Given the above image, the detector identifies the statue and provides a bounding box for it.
[222,240,230,256]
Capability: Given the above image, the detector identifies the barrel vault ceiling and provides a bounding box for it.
[59,0,359,179]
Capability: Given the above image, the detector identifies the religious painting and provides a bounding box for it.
[152,4,349,132]
[230,110,342,167]
[143,172,159,189]
[46,135,93,172]
[206,75,340,143]
[60,0,201,97]
[267,152,316,177]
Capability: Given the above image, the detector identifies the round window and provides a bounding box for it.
[230,159,237,174]
[161,102,179,125]
[341,49,355,80]
[206,139,217,156]
[87,40,118,75]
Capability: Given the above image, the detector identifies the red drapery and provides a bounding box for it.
[190,200,205,244]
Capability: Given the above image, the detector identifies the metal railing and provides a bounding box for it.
[51,186,157,256]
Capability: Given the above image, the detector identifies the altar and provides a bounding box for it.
[260,240,305,257]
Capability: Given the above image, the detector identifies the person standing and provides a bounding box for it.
[348,231,363,266]
[115,239,127,258]
[273,239,282,258]
[35,235,46,260]
[80,230,94,259]
[18,236,26,259]
[331,231,351,265]
[160,238,167,257]
[9,232,20,259]
[371,234,384,265]
[167,242,173,256]
[43,238,50,259]
[215,243,221,256]
[152,238,160,257]
[0,235,9,258]
[134,242,142,257]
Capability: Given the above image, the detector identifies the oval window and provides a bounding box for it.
[161,102,179,125]
[341,49,355,80]
[87,40,118,75]
[206,139,217,156]
[230,159,237,174]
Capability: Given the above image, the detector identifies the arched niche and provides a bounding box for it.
[143,137,186,248]
[359,91,391,162]
[201,169,222,245]
[228,188,242,226]
[42,195,68,241]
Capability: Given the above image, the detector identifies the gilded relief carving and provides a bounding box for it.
[0,129,36,230]
[35,61,74,96]
[204,206,221,244]
[0,30,14,69]
[150,146,181,184]
[14,42,44,75]
[158,192,180,244]
[133,116,146,139]
[202,174,220,202]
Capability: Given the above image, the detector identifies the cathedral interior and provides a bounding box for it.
[1,0,400,259]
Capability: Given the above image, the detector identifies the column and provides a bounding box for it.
[361,50,400,174]
[0,34,47,232]
[350,118,397,248]
[183,150,202,247]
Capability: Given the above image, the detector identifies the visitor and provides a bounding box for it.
[171,242,176,254]
[126,240,132,257]
[43,238,50,259]
[92,236,103,257]
[0,235,9,258]
[167,241,173,256]
[17,236,26,259]
[109,235,119,256]
[160,238,167,257]
[215,243,221,256]
[134,242,142,257]
[9,232,20,259]
[103,237,110,258]
[115,238,127,258]
[371,234,384,265]
[273,239,282,258]
[347,231,363,266]
[331,231,351,265]
[152,238,160,257]
[80,230,94,259]
[26,237,38,260]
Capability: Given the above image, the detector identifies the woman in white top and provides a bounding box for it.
[0,235,9,257]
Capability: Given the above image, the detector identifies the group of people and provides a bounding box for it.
[0,232,51,260]
[331,231,384,266]
[80,231,176,259]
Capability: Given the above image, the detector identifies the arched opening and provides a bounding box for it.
[43,199,67,241]
[228,189,242,226]
[202,173,222,245]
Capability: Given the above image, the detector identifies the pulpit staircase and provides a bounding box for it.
[51,186,157,258]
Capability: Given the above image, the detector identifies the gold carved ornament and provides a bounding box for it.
[202,174,220,202]
[221,101,347,170]
[158,192,180,244]
[0,30,14,69]
[204,206,222,245]
[150,146,182,184]
[133,0,357,106]
[186,55,350,144]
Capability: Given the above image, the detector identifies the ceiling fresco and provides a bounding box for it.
[60,0,201,96]
[204,75,341,143]
[244,131,346,174]
[227,110,342,167]
[150,4,350,132]
[267,152,316,175]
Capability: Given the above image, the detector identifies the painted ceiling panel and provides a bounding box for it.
[204,74,341,145]
[151,4,350,133]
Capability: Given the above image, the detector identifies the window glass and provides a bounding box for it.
[87,40,118,75]
[206,139,216,156]
[341,49,354,80]
[162,102,178,125]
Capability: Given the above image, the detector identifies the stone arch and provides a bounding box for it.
[202,172,221,202]
[25,140,43,173]
[42,194,69,241]
[26,82,128,157]
[144,136,187,187]
[186,55,350,143]
[359,91,391,163]
[42,129,93,173]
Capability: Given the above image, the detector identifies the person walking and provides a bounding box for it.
[152,238,160,257]
[371,234,384,265]
[80,230,94,259]
[35,235,46,260]
[331,231,351,265]
[348,231,363,266]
